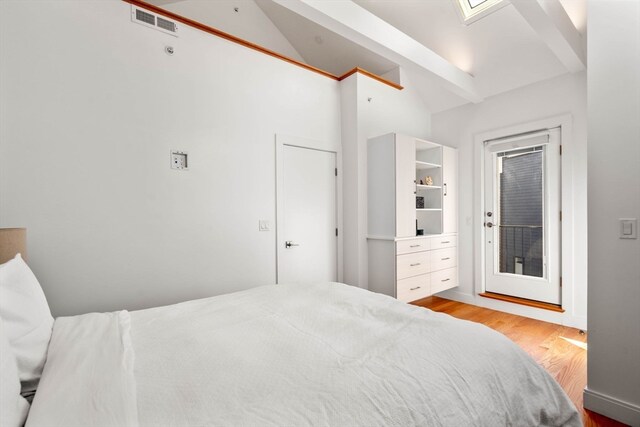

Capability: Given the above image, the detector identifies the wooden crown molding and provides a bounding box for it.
[338,67,403,90]
[123,0,403,91]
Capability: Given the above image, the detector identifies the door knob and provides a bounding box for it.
[485,222,493,228]
[285,241,299,248]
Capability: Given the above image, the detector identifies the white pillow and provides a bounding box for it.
[0,254,54,396]
[0,319,30,427]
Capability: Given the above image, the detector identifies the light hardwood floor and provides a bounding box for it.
[412,296,628,427]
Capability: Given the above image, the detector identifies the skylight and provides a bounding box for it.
[468,0,490,7]
[455,0,506,24]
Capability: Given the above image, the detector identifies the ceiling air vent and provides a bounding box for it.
[131,5,178,37]
[157,17,177,33]
[135,9,155,26]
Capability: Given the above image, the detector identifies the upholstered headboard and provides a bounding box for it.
[0,228,27,264]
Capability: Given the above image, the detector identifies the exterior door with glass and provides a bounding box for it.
[484,128,561,304]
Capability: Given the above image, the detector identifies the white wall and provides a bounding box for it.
[341,70,431,288]
[584,1,640,424]
[158,0,306,63]
[431,71,588,329]
[0,0,340,316]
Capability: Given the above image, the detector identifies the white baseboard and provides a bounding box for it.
[435,290,588,330]
[584,388,640,426]
[563,315,587,330]
[436,289,476,304]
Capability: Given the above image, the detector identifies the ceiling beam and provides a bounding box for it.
[511,0,586,73]
[270,0,482,103]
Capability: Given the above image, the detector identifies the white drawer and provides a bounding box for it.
[397,274,430,303]
[396,252,430,280]
[430,235,457,250]
[430,247,457,272]
[431,267,458,294]
[396,238,430,255]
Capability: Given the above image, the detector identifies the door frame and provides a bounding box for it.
[473,115,573,312]
[483,129,561,304]
[275,134,343,284]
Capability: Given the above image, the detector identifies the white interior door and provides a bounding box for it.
[277,144,337,284]
[484,128,561,304]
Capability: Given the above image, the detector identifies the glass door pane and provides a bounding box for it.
[496,146,545,279]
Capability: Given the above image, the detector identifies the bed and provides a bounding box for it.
[0,236,580,427]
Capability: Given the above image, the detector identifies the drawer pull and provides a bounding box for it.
[441,278,450,282]
[409,244,421,248]
[441,257,450,261]
[410,286,421,291]
[409,263,421,267]
[441,241,450,244]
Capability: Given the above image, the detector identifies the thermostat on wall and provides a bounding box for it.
[170,150,188,170]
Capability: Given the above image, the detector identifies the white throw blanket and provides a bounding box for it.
[26,310,138,426]
[27,283,581,426]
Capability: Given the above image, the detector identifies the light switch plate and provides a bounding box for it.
[170,150,188,170]
[620,218,637,239]
[259,220,271,231]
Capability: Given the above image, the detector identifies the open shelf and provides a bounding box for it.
[415,138,442,151]
[416,161,441,170]
[416,184,442,190]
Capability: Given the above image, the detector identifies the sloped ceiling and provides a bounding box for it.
[255,0,398,77]
[353,0,568,99]
[558,0,586,36]
[153,0,306,62]
[145,0,586,113]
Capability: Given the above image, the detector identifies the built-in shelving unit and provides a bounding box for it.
[415,140,444,234]
[367,132,459,303]
[415,161,441,170]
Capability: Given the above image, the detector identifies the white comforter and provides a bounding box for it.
[27,283,581,427]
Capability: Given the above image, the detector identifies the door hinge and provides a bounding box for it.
[559,145,563,155]
[560,277,563,287]
[335,168,338,176]
[560,211,562,221]
[335,228,338,237]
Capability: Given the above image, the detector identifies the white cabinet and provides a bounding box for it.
[367,133,459,303]
[397,251,430,279]
[442,146,458,234]
[367,133,416,238]
[395,135,417,238]
[368,235,458,302]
